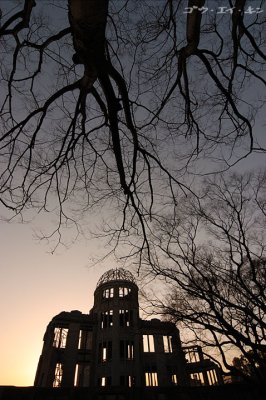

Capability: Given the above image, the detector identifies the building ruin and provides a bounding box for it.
[34,268,222,389]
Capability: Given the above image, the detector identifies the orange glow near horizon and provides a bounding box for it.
[0,221,112,386]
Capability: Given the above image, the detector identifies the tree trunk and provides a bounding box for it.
[68,0,109,88]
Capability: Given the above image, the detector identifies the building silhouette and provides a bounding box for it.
[34,268,222,389]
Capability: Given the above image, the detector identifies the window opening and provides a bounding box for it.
[120,375,135,387]
[171,374,178,385]
[120,340,134,360]
[53,327,68,348]
[74,364,79,386]
[53,363,63,387]
[119,309,133,327]
[119,287,131,297]
[145,366,158,387]
[78,330,93,350]
[74,364,90,387]
[163,335,173,353]
[185,347,201,363]
[143,334,155,352]
[103,287,114,298]
[101,310,113,328]
[167,366,178,385]
[207,369,217,385]
[190,372,204,386]
[99,341,112,362]
[99,376,112,387]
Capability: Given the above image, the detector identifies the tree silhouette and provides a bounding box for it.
[0,0,265,253]
[233,351,266,382]
[140,172,266,382]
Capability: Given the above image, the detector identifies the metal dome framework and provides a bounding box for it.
[96,268,136,287]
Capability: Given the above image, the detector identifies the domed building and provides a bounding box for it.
[34,268,221,392]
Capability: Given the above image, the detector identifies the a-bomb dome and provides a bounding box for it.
[96,268,136,287]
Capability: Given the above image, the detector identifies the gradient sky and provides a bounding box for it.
[0,216,114,386]
[1,0,265,387]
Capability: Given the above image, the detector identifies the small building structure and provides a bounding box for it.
[184,346,223,386]
[34,268,221,390]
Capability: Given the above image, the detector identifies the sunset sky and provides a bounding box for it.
[0,216,114,386]
[0,0,265,387]
[0,1,111,385]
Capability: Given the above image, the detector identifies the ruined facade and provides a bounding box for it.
[34,268,222,389]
